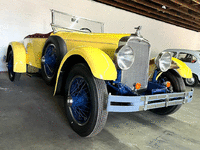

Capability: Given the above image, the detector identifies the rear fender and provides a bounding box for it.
[54,47,117,95]
[6,42,26,73]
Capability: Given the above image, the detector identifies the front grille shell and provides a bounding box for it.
[119,37,151,90]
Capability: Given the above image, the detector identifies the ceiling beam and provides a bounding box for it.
[151,0,200,20]
[115,0,200,29]
[94,0,200,31]
[192,0,200,4]
[125,0,200,26]
[169,0,200,13]
[131,0,199,24]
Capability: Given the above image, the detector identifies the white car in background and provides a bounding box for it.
[164,49,200,86]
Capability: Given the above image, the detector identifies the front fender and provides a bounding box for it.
[149,57,192,79]
[7,42,26,73]
[54,47,117,95]
[171,57,192,78]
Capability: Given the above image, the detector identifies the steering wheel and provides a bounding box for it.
[80,28,92,33]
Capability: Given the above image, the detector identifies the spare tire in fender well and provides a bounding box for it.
[42,35,68,63]
[41,35,68,85]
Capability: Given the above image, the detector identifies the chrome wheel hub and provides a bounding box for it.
[186,77,195,85]
[41,56,45,63]
[67,96,73,107]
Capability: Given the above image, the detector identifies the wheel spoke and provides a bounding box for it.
[45,63,53,73]
[76,82,86,96]
[42,44,57,79]
[44,63,54,77]
[77,107,88,121]
[74,108,87,122]
[70,79,85,96]
[69,77,91,125]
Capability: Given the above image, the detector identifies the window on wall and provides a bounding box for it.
[178,52,197,63]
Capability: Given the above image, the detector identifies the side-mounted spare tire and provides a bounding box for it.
[41,36,67,85]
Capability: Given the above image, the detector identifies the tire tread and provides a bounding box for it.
[64,63,108,137]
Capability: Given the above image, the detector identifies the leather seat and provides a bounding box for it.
[24,32,52,39]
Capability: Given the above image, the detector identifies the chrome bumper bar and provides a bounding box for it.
[107,89,194,112]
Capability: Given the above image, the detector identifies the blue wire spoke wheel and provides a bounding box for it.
[42,44,57,79]
[64,63,108,137]
[68,76,91,126]
[41,36,67,85]
[8,53,14,77]
[41,40,60,85]
[7,51,21,82]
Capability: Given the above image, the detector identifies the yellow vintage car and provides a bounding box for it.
[6,10,194,137]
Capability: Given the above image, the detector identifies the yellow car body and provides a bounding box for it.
[7,42,26,73]
[5,9,194,137]
[9,32,129,76]
[7,31,192,94]
[148,57,192,81]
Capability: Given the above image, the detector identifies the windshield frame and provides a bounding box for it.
[50,9,104,33]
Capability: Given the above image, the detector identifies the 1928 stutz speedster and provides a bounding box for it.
[5,10,194,137]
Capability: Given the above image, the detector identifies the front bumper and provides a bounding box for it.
[107,89,194,112]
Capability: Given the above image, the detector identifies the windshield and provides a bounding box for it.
[51,10,104,33]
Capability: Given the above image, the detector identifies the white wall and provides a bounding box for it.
[198,33,200,48]
[0,0,200,71]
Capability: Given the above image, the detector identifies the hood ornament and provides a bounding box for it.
[132,26,143,37]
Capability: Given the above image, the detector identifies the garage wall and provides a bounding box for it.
[198,34,200,48]
[0,0,199,71]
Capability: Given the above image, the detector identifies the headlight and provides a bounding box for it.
[155,52,172,72]
[115,45,135,70]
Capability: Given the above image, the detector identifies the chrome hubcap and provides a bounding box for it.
[186,77,195,85]
[41,56,45,63]
[67,96,73,107]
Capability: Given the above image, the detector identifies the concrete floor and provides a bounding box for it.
[0,72,200,150]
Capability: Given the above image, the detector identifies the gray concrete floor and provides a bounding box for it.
[0,72,200,150]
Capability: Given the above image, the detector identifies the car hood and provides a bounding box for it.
[51,31,130,59]
[51,31,130,46]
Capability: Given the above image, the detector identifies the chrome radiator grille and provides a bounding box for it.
[121,39,150,90]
